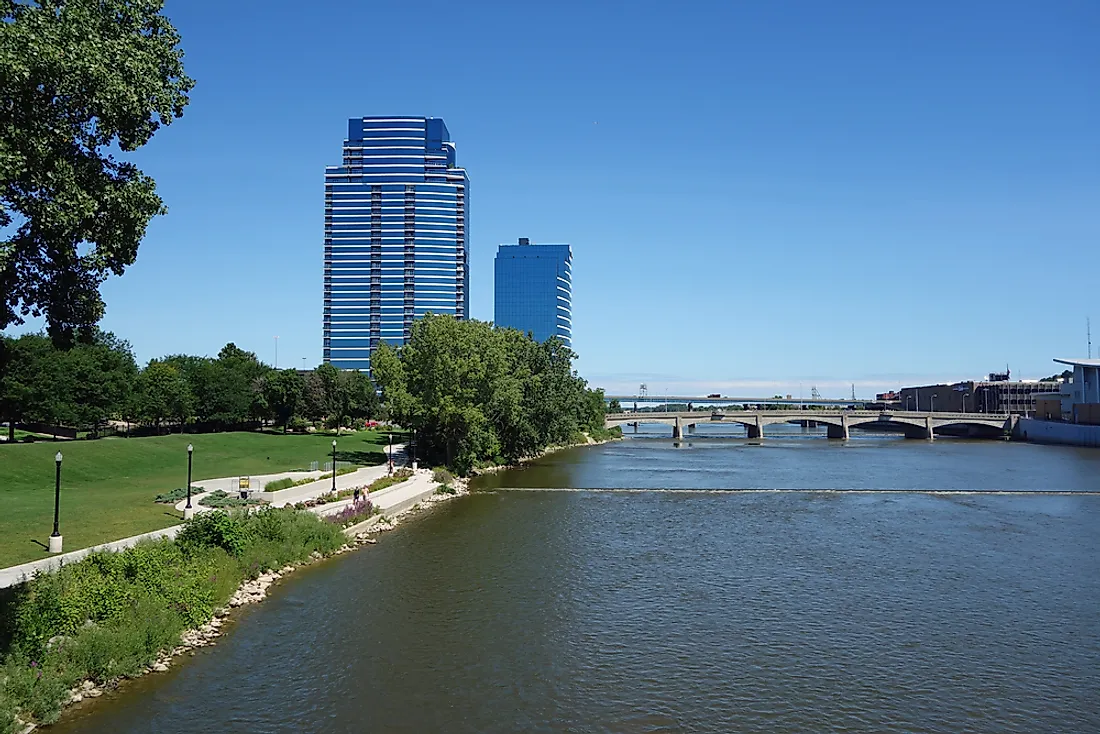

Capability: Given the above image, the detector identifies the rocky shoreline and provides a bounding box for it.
[18,483,469,732]
[469,434,620,477]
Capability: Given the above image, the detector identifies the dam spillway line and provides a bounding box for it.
[491,487,1100,496]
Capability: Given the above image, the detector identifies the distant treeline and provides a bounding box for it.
[0,333,380,441]
[2,316,613,474]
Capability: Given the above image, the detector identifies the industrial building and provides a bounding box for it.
[899,371,1061,414]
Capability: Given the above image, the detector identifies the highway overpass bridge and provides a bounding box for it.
[604,410,1016,440]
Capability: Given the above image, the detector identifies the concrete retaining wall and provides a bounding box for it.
[1015,418,1100,448]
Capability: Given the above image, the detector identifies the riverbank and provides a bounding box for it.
[1,476,463,733]
[468,430,622,477]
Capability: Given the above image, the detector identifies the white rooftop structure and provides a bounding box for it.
[1052,358,1099,414]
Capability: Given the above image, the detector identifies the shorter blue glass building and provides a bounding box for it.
[494,238,572,346]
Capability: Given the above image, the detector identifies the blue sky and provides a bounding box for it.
[10,0,1098,397]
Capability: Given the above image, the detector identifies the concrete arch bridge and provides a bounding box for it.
[605,410,1016,440]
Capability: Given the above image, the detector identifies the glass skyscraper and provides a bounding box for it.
[323,117,469,370]
[494,238,572,346]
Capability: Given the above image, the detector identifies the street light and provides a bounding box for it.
[185,444,194,519]
[331,439,338,493]
[387,432,393,475]
[931,394,937,412]
[961,393,968,413]
[50,451,63,553]
[410,428,417,470]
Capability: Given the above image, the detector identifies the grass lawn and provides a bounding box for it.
[0,429,398,568]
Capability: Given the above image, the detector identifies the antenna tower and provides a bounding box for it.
[811,386,821,400]
[850,384,856,401]
[639,383,648,398]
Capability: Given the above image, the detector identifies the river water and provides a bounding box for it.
[55,427,1100,733]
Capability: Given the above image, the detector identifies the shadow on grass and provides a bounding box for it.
[29,539,47,552]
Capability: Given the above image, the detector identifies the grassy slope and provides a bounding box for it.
[0,430,392,568]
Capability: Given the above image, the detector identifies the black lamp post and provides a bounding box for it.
[50,451,63,553]
[410,428,416,469]
[331,439,337,493]
[387,432,393,475]
[186,444,194,510]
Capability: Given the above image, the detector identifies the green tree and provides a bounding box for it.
[57,331,137,432]
[0,0,194,345]
[215,343,269,425]
[260,368,304,433]
[0,333,60,439]
[341,369,380,423]
[135,360,192,432]
[373,316,605,473]
[608,398,622,413]
[301,367,328,423]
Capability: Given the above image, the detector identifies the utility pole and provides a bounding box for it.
[1089,317,1093,359]
[274,335,279,369]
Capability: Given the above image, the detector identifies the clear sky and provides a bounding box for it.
[12,0,1098,397]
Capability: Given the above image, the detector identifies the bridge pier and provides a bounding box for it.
[905,417,935,440]
[827,415,850,440]
[673,416,684,441]
[746,416,764,439]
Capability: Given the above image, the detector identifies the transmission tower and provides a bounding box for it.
[811,386,821,400]
[851,384,856,401]
[639,383,648,398]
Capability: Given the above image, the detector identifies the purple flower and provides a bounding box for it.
[30,661,37,668]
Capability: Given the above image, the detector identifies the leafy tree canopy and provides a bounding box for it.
[0,0,193,345]
[374,315,605,474]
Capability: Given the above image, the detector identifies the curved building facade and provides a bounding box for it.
[494,238,572,347]
[323,117,469,371]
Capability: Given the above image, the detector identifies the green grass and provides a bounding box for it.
[0,430,392,568]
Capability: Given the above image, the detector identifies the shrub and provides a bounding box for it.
[587,425,622,441]
[366,469,412,494]
[263,466,357,492]
[435,485,456,496]
[432,467,454,485]
[154,487,190,504]
[324,499,376,528]
[198,490,263,509]
[176,511,252,557]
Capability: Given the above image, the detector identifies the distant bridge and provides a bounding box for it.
[606,395,866,408]
[604,410,1016,440]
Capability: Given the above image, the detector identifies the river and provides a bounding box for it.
[54,427,1100,733]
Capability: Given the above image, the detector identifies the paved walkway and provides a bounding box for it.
[0,446,418,589]
[174,444,406,512]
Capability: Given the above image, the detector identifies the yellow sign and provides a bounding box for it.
[239,477,250,490]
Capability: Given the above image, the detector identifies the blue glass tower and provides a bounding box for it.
[494,238,572,346]
[323,117,469,370]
